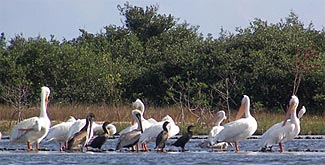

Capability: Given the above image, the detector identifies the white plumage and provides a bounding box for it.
[67,119,104,141]
[139,115,179,144]
[119,99,157,135]
[45,116,76,151]
[259,96,303,152]
[209,111,227,145]
[214,95,257,152]
[10,86,51,151]
[199,111,229,149]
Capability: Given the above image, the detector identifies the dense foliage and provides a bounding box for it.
[1,3,324,113]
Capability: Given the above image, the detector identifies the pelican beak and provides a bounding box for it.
[282,102,297,126]
[45,94,49,107]
[235,102,246,120]
[106,128,110,135]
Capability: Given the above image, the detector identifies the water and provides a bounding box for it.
[1,136,325,164]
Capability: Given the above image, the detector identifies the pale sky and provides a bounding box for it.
[1,0,325,41]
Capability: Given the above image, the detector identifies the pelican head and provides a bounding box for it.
[102,122,117,135]
[132,109,143,132]
[235,95,250,120]
[283,95,299,126]
[41,86,51,103]
[107,123,117,135]
[132,99,145,113]
[214,111,227,126]
[217,111,227,121]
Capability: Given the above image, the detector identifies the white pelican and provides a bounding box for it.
[155,121,170,152]
[10,86,51,151]
[208,111,227,146]
[45,116,76,151]
[67,113,95,152]
[138,115,180,151]
[259,95,302,153]
[116,109,143,151]
[86,121,116,150]
[199,111,228,149]
[118,99,157,135]
[214,95,257,152]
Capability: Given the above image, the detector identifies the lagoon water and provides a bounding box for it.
[1,136,325,164]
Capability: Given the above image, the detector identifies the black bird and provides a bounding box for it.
[155,121,170,152]
[172,125,194,152]
[67,113,95,152]
[86,121,112,151]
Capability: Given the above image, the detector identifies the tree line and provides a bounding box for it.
[1,3,324,115]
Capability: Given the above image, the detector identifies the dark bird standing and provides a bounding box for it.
[155,121,170,152]
[86,121,111,151]
[67,113,95,152]
[172,125,194,152]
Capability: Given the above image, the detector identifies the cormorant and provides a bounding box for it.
[155,121,170,152]
[172,125,194,152]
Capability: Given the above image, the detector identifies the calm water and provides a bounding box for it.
[1,136,325,164]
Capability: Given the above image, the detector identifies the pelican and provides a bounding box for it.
[172,125,194,152]
[214,95,257,152]
[118,99,157,135]
[259,95,302,153]
[45,116,76,151]
[67,118,103,143]
[199,111,228,149]
[116,110,143,151]
[155,121,170,152]
[67,113,95,152]
[86,121,116,151]
[139,115,180,149]
[10,86,51,151]
[208,111,227,146]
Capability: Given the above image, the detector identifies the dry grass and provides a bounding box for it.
[0,104,324,136]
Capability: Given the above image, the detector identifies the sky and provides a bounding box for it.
[1,0,325,41]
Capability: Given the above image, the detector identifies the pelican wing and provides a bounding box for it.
[116,130,141,150]
[92,122,102,132]
[259,120,299,148]
[10,117,41,143]
[139,122,164,143]
[208,125,224,144]
[45,120,75,143]
[215,117,256,142]
[119,124,138,135]
[67,119,86,139]
[167,123,180,138]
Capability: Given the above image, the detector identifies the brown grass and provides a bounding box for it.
[0,104,324,136]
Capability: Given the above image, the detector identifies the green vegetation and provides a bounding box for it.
[0,3,324,124]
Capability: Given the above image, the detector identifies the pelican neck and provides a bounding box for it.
[215,117,223,126]
[39,93,48,118]
[244,100,252,118]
